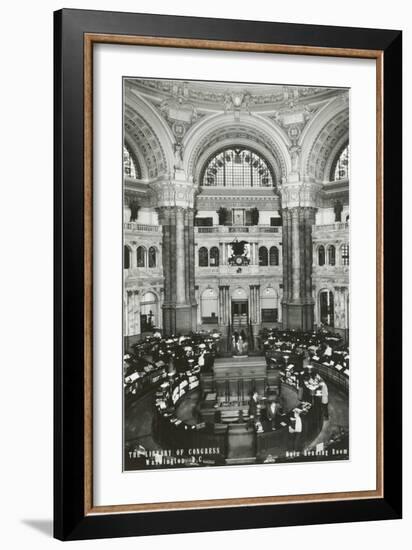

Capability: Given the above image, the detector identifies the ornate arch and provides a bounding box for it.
[300,95,349,182]
[183,113,291,183]
[124,91,174,179]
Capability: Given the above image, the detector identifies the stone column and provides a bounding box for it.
[127,290,134,335]
[175,208,186,304]
[130,246,137,269]
[152,177,198,335]
[255,285,261,324]
[124,292,129,338]
[223,242,228,265]
[195,285,201,325]
[225,286,230,325]
[219,286,224,325]
[291,209,301,301]
[133,291,140,336]
[249,285,254,323]
[253,242,258,265]
[281,181,321,330]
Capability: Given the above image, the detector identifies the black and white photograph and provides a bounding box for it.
[123,78,350,471]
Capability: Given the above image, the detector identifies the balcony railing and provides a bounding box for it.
[313,222,349,233]
[124,223,281,234]
[195,225,281,234]
[124,222,160,232]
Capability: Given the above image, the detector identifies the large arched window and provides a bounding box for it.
[201,147,274,187]
[136,246,146,267]
[333,144,350,181]
[269,246,279,266]
[259,246,268,266]
[327,245,336,266]
[124,245,131,269]
[209,247,219,267]
[123,145,141,179]
[341,244,349,266]
[318,245,325,266]
[148,246,157,268]
[198,247,209,267]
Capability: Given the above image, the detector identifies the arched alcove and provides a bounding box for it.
[183,113,291,184]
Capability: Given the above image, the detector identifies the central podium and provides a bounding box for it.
[201,356,269,402]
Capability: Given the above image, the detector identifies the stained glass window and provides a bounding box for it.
[123,146,141,179]
[333,144,350,181]
[341,244,349,266]
[201,147,274,187]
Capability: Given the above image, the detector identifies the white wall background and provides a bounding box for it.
[0,1,408,548]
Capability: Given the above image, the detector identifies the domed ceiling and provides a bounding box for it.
[126,78,347,115]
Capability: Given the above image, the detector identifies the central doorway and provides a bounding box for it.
[232,300,249,328]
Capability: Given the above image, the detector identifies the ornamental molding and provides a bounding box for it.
[149,178,198,209]
[280,181,322,209]
[124,108,169,179]
[128,79,339,111]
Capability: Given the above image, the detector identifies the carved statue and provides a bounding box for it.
[289,145,301,174]
[129,199,140,222]
[173,143,183,170]
[334,200,343,222]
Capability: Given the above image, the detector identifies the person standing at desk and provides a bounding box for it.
[248,391,259,426]
[320,380,329,420]
[288,410,303,451]
[267,399,279,431]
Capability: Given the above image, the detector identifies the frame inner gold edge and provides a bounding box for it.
[83,33,384,515]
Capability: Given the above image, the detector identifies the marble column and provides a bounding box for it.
[175,208,186,304]
[281,180,321,331]
[152,175,198,336]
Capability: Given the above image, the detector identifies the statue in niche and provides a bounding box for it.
[334,200,343,222]
[173,142,184,171]
[217,207,229,225]
[289,145,301,174]
[129,199,140,222]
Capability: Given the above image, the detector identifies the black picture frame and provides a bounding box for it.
[54,8,402,541]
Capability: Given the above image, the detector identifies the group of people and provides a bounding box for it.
[124,331,221,398]
[261,328,349,372]
[231,330,249,356]
[248,389,309,450]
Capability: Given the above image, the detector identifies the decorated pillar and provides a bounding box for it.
[151,176,198,335]
[281,180,321,330]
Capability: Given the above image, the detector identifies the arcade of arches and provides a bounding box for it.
[123,79,349,349]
